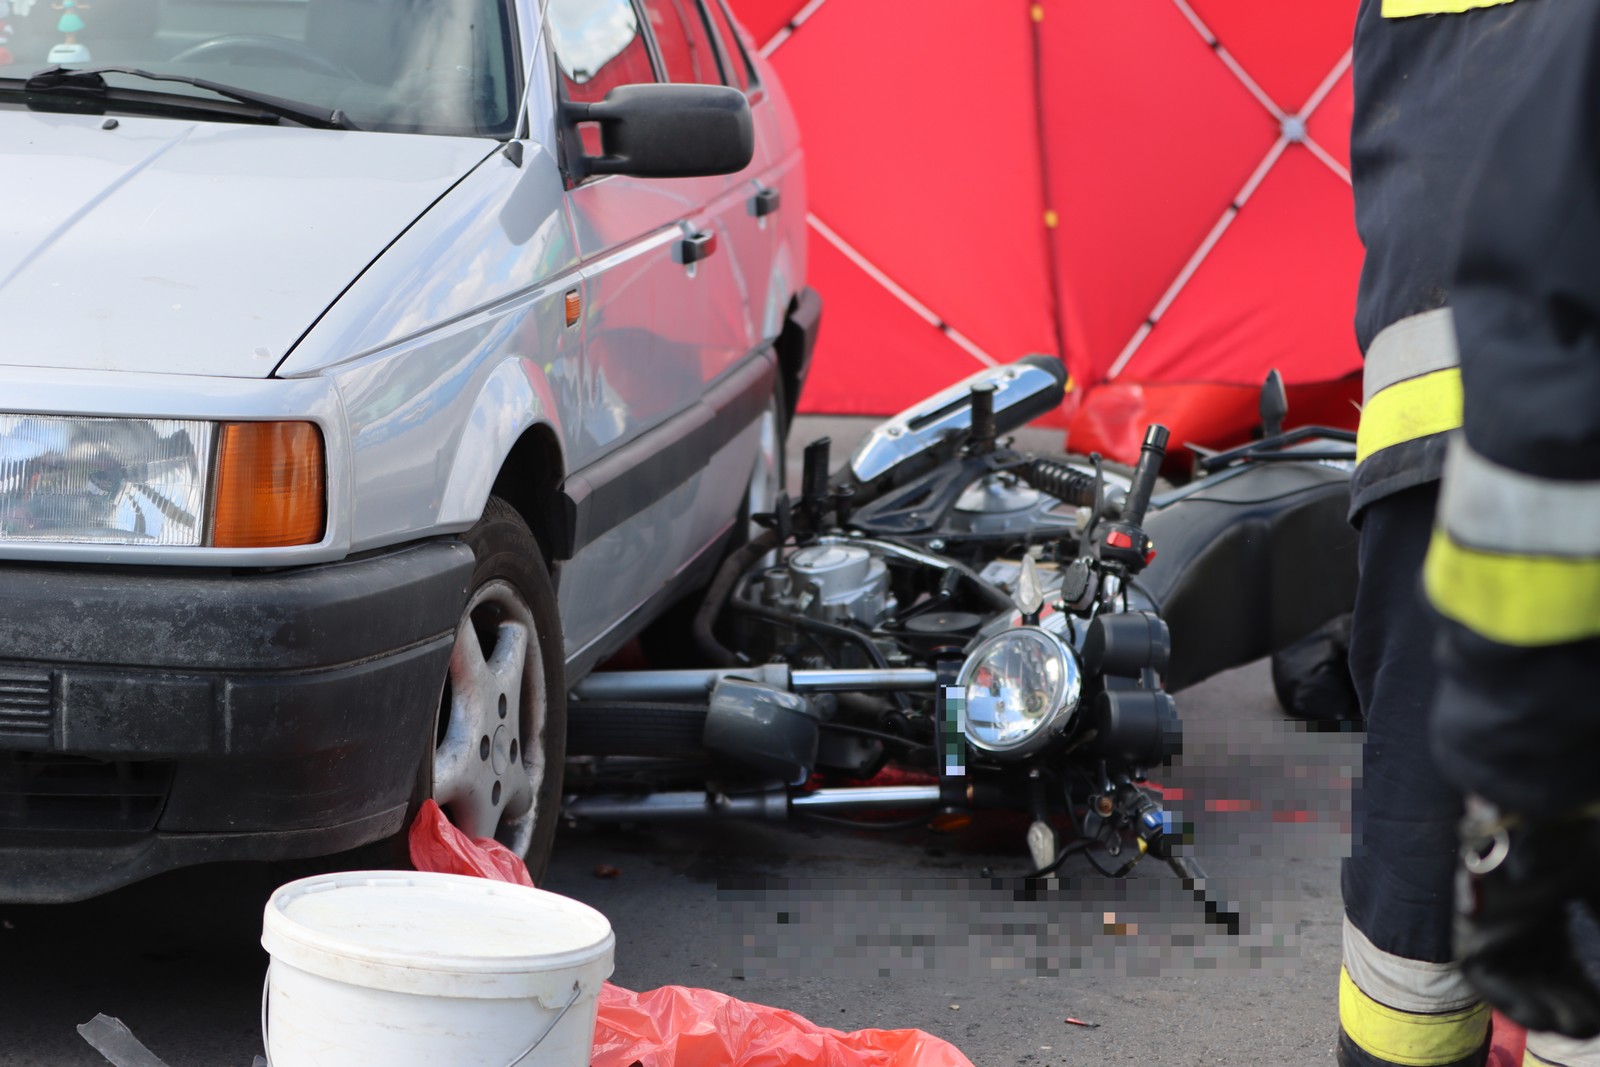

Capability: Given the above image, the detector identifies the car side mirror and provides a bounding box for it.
[565,83,754,180]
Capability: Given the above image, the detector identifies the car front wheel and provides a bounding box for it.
[431,497,565,882]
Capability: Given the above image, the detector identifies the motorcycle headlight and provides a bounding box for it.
[956,626,1082,759]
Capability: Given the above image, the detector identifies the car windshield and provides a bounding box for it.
[0,0,520,136]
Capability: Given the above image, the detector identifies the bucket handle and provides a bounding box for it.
[504,980,583,1066]
[261,974,271,1066]
[259,973,583,1067]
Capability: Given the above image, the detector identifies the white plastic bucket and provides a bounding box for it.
[260,871,614,1067]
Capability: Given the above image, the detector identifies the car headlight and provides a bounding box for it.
[0,416,324,548]
[956,626,1082,759]
[0,415,214,545]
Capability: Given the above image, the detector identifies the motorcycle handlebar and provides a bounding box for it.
[1122,424,1170,528]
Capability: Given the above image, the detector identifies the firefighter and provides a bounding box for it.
[1337,1,1600,1066]
[1423,2,1600,1058]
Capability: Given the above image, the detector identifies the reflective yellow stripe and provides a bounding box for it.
[1355,368,1463,465]
[1340,968,1490,1066]
[1382,0,1516,16]
[1523,1051,1555,1067]
[1425,530,1600,647]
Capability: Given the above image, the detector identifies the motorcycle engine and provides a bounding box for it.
[758,543,898,627]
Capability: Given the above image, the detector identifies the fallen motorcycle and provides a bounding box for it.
[562,358,1357,931]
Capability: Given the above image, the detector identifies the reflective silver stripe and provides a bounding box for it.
[1525,1030,1600,1067]
[1364,309,1460,404]
[1343,916,1479,1014]
[1439,437,1600,558]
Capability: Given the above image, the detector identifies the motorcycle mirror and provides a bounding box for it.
[1260,369,1288,439]
[1015,554,1045,621]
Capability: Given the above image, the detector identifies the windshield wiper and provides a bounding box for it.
[19,66,358,130]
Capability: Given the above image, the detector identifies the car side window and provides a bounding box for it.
[546,0,659,105]
[546,0,660,157]
[638,0,719,85]
[700,0,758,93]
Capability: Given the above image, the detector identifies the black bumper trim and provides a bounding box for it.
[0,540,474,671]
[0,804,407,904]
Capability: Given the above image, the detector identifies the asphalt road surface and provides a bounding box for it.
[0,418,1362,1066]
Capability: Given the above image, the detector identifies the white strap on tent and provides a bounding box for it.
[1108,3,1354,380]
[807,213,999,370]
[1106,136,1290,379]
[1169,0,1287,122]
[760,0,830,57]
[1299,49,1354,184]
[1303,136,1352,186]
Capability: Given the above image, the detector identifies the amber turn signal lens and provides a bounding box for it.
[211,422,325,548]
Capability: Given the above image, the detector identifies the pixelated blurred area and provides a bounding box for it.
[715,715,1354,984]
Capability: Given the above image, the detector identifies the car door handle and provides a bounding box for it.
[677,229,718,266]
[749,187,781,218]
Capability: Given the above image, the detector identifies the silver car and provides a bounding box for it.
[0,0,815,900]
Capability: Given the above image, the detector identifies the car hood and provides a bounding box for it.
[0,112,496,379]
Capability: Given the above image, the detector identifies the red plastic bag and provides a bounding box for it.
[407,798,534,887]
[591,983,974,1067]
[407,802,975,1067]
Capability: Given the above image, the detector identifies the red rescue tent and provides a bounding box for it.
[727,0,1364,465]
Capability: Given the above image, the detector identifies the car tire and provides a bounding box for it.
[430,496,566,883]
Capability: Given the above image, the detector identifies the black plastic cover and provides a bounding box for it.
[1271,614,1361,725]
[1092,689,1181,766]
[702,679,819,785]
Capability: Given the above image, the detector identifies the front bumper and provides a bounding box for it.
[0,540,474,903]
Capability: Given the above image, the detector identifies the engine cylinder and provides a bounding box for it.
[771,544,894,626]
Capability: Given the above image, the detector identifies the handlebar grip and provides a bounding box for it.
[1019,458,1098,508]
[1122,425,1169,527]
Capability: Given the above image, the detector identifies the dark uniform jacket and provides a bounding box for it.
[1425,2,1600,820]
[1349,0,1560,518]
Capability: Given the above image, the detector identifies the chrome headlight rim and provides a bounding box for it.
[956,625,1083,759]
